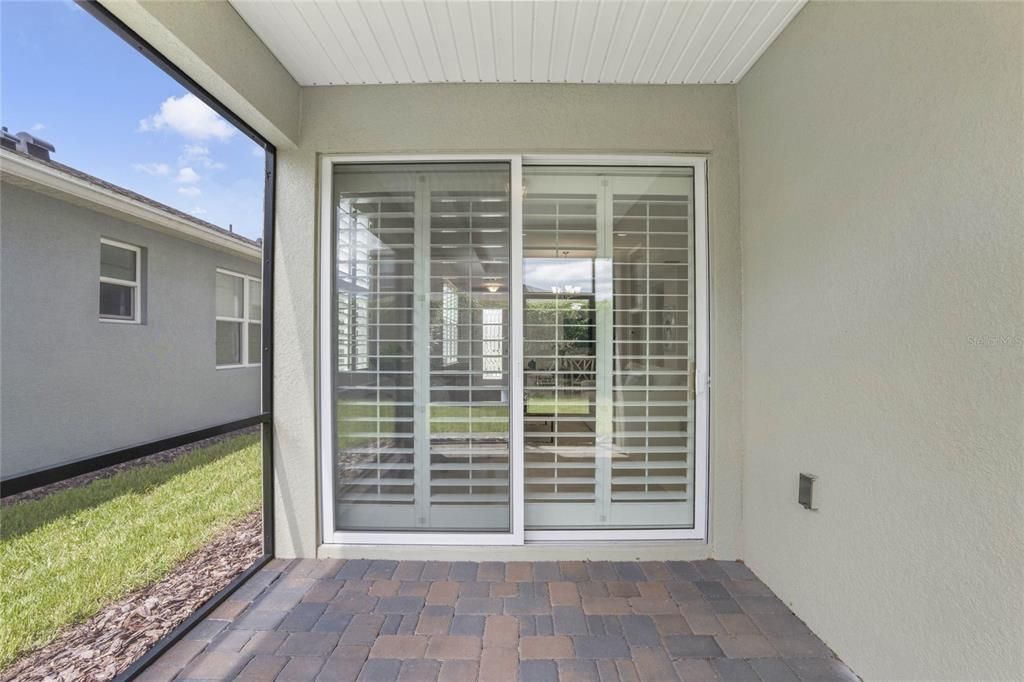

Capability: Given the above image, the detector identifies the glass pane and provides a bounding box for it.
[99,282,134,319]
[249,280,262,321]
[333,162,511,533]
[524,166,695,531]
[247,322,261,365]
[100,242,136,281]
[216,272,244,318]
[216,320,242,366]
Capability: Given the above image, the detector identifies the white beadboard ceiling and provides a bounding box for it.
[229,0,805,86]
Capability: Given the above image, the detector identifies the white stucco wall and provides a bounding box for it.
[273,84,745,560]
[737,2,1024,679]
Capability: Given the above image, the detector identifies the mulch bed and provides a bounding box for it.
[1,511,263,682]
[1,427,259,507]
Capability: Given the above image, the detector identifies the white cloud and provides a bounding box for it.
[175,167,201,184]
[178,186,202,197]
[192,207,208,216]
[139,93,236,141]
[251,147,266,158]
[30,123,46,132]
[182,144,209,160]
[133,162,171,176]
[180,143,225,170]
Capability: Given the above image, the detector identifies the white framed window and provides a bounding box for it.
[99,238,142,323]
[216,268,262,368]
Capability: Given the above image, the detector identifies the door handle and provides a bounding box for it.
[689,360,696,401]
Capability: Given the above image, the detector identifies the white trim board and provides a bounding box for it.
[318,153,710,549]
[1,149,261,261]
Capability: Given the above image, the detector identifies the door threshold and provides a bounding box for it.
[317,540,712,562]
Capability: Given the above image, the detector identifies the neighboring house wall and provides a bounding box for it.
[273,83,743,558]
[737,2,1023,679]
[0,181,262,478]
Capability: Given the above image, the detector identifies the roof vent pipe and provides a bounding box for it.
[14,131,55,161]
[1,127,19,152]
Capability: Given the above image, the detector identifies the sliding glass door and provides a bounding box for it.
[523,167,696,531]
[322,156,706,544]
[331,163,512,533]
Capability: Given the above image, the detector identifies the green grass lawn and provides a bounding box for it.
[0,433,261,669]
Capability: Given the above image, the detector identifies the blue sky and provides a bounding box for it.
[1,1,265,240]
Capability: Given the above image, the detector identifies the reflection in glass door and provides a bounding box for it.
[331,163,511,532]
[523,167,696,530]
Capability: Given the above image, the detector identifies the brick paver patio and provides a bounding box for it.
[139,559,857,681]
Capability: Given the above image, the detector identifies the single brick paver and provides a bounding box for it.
[277,656,326,680]
[520,634,574,659]
[369,581,401,597]
[620,615,661,647]
[278,602,327,631]
[614,659,641,682]
[559,658,601,682]
[397,658,441,681]
[450,614,485,636]
[277,631,339,657]
[455,596,502,615]
[572,635,631,659]
[425,582,459,606]
[505,561,532,582]
[715,633,778,658]
[150,560,855,681]
[437,660,477,681]
[717,612,760,635]
[369,634,429,659]
[458,581,490,598]
[415,605,454,635]
[549,581,580,606]
[483,615,519,647]
[478,646,518,679]
[673,658,718,681]
[711,657,760,680]
[393,561,425,582]
[581,596,632,615]
[663,634,724,659]
[357,658,402,682]
[518,659,558,682]
[631,646,679,681]
[425,635,482,660]
[750,658,802,682]
[235,654,287,681]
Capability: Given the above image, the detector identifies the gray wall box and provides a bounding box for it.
[1,178,261,478]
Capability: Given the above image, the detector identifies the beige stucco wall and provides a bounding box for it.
[273,84,745,560]
[737,2,1024,679]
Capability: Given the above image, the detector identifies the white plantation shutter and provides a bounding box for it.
[611,191,692,507]
[335,191,417,508]
[334,164,512,532]
[428,188,510,513]
[523,169,695,530]
[523,190,601,508]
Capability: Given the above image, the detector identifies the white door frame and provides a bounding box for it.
[318,153,709,546]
